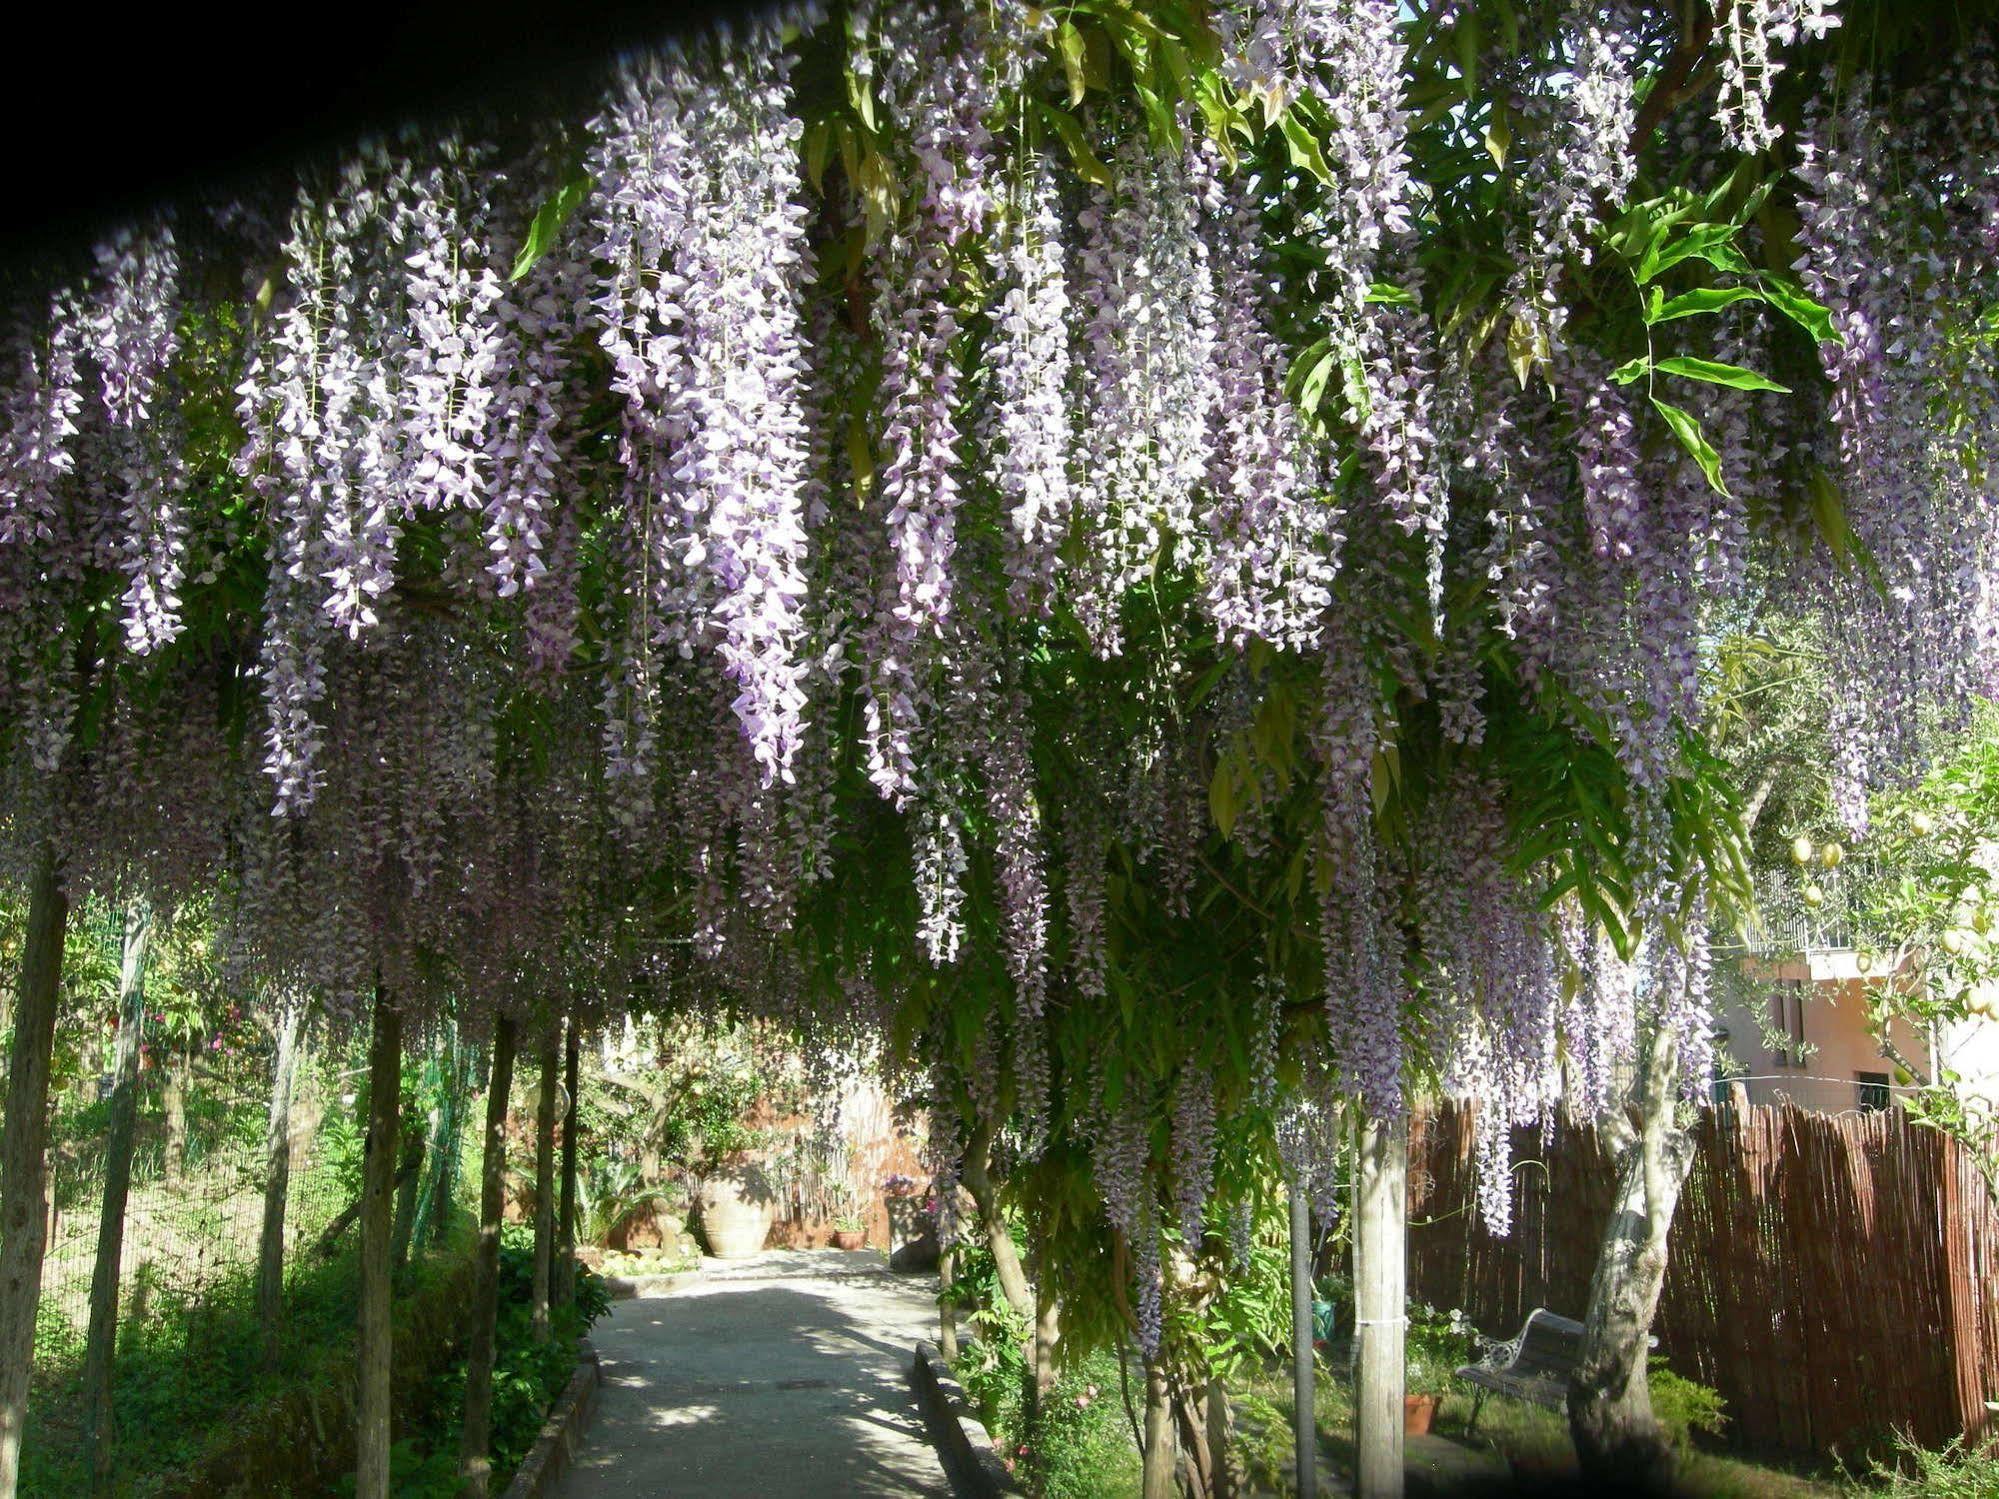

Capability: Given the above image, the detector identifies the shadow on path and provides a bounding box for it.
[552,1249,951,1498]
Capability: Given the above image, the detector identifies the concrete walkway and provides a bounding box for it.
[551,1249,954,1498]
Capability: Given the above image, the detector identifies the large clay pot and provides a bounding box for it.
[1403,1393,1439,1436]
[696,1166,774,1259]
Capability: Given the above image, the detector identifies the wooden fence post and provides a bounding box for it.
[83,901,152,1490]
[356,987,402,1499]
[459,1015,517,1498]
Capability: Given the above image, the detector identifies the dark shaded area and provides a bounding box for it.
[3,0,759,259]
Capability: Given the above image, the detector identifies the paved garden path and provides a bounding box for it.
[551,1248,955,1498]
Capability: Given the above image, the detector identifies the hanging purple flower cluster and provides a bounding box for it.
[1196,144,1337,651]
[1070,126,1218,655]
[1715,0,1843,155]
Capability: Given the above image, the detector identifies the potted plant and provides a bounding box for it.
[830,1210,866,1251]
[825,1182,867,1249]
[1403,1304,1473,1436]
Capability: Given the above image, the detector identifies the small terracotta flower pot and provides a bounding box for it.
[831,1228,865,1250]
[1403,1393,1439,1435]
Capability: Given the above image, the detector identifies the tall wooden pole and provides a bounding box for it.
[530,1024,558,1344]
[1289,1179,1316,1499]
[459,1016,517,1498]
[1354,1113,1408,1499]
[555,1018,579,1310]
[83,901,152,1490]
[0,843,70,1499]
[356,988,402,1499]
[257,997,308,1367]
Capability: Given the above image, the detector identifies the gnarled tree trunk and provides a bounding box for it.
[1568,1026,1694,1493]
[0,843,70,1499]
[356,988,402,1499]
[1033,1284,1060,1402]
[936,1245,958,1361]
[83,900,152,1490]
[459,1016,517,1498]
[531,1024,557,1343]
[257,996,308,1368]
[1139,1359,1176,1499]
[957,1117,1034,1325]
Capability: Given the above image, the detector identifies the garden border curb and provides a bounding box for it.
[498,1337,601,1499]
[910,1340,1024,1497]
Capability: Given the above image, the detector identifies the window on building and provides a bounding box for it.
[1855,1071,1892,1112]
[1769,980,1808,1068]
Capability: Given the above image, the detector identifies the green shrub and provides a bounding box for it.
[1648,1362,1728,1448]
[1848,1430,1999,1497]
[1020,1349,1141,1499]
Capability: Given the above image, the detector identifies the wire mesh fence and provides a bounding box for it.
[33,1083,353,1364]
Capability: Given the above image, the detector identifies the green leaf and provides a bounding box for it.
[1653,355,1790,393]
[846,61,878,134]
[1647,285,1764,323]
[1636,222,1750,284]
[1610,357,1650,385]
[846,419,874,498]
[1279,112,1333,185]
[509,176,591,283]
[1759,275,1840,345]
[1286,339,1337,417]
[1649,397,1731,498]
[1039,103,1113,188]
[1365,282,1419,309]
[1057,20,1088,107]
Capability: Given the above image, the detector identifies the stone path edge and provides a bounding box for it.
[910,1340,1024,1498]
[499,1338,601,1499]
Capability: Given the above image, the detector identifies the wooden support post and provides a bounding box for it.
[531,1024,558,1344]
[459,1016,517,1498]
[555,1018,579,1309]
[1354,1112,1408,1499]
[83,901,151,1490]
[1289,1178,1316,1499]
[257,998,308,1367]
[356,988,402,1499]
[0,843,70,1499]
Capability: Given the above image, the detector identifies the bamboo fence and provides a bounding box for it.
[1407,1100,1999,1458]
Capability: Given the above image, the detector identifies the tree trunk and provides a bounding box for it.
[1568,1026,1694,1494]
[1205,1377,1235,1499]
[82,901,152,1490]
[356,988,402,1499]
[389,1128,426,1273]
[1288,1178,1317,1499]
[1139,1359,1176,1499]
[161,1045,189,1181]
[957,1118,1034,1324]
[1354,1112,1407,1499]
[1033,1285,1060,1401]
[257,997,308,1368]
[554,1018,579,1310]
[1170,1378,1216,1499]
[937,1246,958,1361]
[459,1015,517,1499]
[531,1025,557,1344]
[0,843,69,1499]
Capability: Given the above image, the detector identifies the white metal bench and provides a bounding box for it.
[1454,1308,1585,1432]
